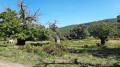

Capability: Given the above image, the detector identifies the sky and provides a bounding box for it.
[0,0,120,27]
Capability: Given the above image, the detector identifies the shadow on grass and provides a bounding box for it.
[33,62,100,67]
[0,43,8,47]
[33,47,120,67]
[30,43,49,46]
[33,59,120,67]
[74,47,120,60]
[0,45,7,47]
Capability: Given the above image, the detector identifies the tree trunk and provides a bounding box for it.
[55,36,60,44]
[16,39,26,46]
[100,38,108,46]
[74,59,78,64]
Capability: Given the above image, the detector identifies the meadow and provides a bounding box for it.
[0,38,119,67]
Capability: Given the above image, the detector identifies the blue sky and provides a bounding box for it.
[0,0,120,27]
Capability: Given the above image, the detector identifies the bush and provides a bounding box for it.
[42,43,68,56]
[66,25,89,40]
[18,43,68,56]
[18,45,49,56]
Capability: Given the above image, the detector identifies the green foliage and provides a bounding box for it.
[0,9,52,42]
[47,29,58,41]
[42,43,68,56]
[110,23,120,38]
[90,22,115,39]
[19,45,39,53]
[0,8,23,39]
[67,25,89,40]
[116,23,120,37]
[117,15,120,22]
[19,42,68,56]
[14,25,52,41]
[115,16,120,38]
[18,44,50,56]
[57,32,66,40]
[90,22,116,45]
[48,22,65,42]
[26,25,50,41]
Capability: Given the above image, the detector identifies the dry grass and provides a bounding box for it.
[108,40,120,43]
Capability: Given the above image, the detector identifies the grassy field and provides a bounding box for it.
[0,39,119,67]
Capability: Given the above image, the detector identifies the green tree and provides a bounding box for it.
[0,8,50,45]
[116,15,120,38]
[27,25,50,41]
[67,25,89,40]
[117,15,120,23]
[90,22,115,46]
[0,8,22,40]
[0,1,52,45]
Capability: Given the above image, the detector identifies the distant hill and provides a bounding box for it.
[58,24,79,33]
[58,18,117,33]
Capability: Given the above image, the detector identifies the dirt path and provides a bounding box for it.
[0,60,32,67]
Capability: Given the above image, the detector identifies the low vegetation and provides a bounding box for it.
[0,38,119,67]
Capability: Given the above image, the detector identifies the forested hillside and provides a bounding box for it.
[58,18,117,32]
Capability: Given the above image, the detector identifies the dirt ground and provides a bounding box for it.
[0,60,32,67]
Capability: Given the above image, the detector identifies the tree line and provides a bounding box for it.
[65,18,120,46]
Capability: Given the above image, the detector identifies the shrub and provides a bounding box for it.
[18,45,49,56]
[18,45,38,52]
[18,43,68,56]
[66,25,89,40]
[42,43,68,56]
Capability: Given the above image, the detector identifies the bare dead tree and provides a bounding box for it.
[47,20,60,32]
[47,20,61,44]
[17,0,40,29]
[16,0,40,45]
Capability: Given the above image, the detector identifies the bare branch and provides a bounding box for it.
[28,10,31,16]
[33,8,40,17]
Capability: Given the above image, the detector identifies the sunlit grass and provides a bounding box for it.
[0,39,119,67]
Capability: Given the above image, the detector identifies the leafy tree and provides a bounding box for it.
[0,8,22,40]
[110,23,120,39]
[0,8,50,45]
[90,22,115,46]
[67,25,89,40]
[27,25,50,41]
[0,1,54,45]
[115,15,120,38]
[117,24,120,37]
[117,15,120,23]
